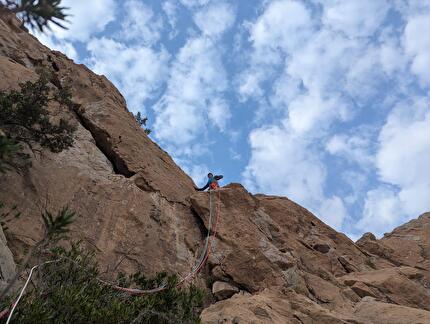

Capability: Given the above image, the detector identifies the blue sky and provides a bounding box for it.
[34,0,430,240]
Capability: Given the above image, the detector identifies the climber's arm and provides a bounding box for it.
[195,180,210,191]
[214,175,223,181]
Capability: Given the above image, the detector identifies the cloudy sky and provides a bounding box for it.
[34,0,430,239]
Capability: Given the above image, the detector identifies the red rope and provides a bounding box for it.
[0,307,10,320]
[2,191,223,303]
[102,189,222,295]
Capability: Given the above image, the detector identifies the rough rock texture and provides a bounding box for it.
[0,227,15,292]
[212,281,239,301]
[1,10,430,324]
[0,10,202,278]
[353,297,430,324]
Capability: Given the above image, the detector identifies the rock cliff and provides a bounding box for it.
[1,10,429,324]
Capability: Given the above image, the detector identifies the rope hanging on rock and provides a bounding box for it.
[2,190,222,322]
[106,189,222,294]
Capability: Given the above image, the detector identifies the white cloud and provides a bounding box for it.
[243,126,325,203]
[208,98,231,131]
[376,97,430,216]
[87,38,169,113]
[32,0,116,59]
[358,187,404,236]
[153,37,230,145]
[359,97,430,236]
[237,0,314,100]
[319,0,390,37]
[319,196,348,230]
[286,91,351,135]
[163,0,179,38]
[50,0,116,42]
[35,32,78,60]
[326,133,374,167]
[240,0,430,238]
[180,0,210,9]
[286,30,361,96]
[379,37,408,76]
[119,0,163,46]
[182,163,209,185]
[404,14,430,87]
[249,0,314,54]
[242,125,348,230]
[194,2,236,37]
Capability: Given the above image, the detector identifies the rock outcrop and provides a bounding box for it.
[0,227,15,292]
[0,9,202,280]
[1,9,430,323]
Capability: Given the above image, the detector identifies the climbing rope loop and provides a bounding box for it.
[3,189,223,322]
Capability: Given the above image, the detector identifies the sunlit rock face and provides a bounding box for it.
[1,9,430,323]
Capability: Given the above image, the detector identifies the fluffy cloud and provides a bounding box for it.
[243,126,325,202]
[240,0,430,236]
[242,125,347,230]
[249,0,314,54]
[286,91,350,135]
[162,0,179,38]
[35,32,78,60]
[87,38,169,113]
[119,0,163,45]
[326,132,374,167]
[180,0,211,9]
[32,0,116,60]
[238,0,314,100]
[358,97,430,236]
[319,196,349,230]
[359,187,403,236]
[49,0,116,42]
[194,2,236,37]
[319,0,390,37]
[208,98,231,131]
[404,14,430,87]
[153,37,230,146]
[376,98,430,215]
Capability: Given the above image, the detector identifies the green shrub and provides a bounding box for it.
[0,72,76,154]
[0,72,76,171]
[134,112,152,135]
[1,243,204,323]
[0,133,20,173]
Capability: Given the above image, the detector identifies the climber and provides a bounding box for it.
[195,173,223,191]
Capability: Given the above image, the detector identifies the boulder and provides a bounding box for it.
[212,281,239,300]
[353,297,430,324]
[341,267,430,310]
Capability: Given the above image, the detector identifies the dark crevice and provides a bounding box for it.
[72,106,135,178]
[37,64,135,179]
[294,314,305,324]
[337,257,353,274]
[190,208,208,238]
[134,175,188,206]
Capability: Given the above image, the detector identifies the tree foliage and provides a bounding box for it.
[1,243,204,323]
[0,0,69,32]
[134,112,152,135]
[0,131,20,173]
[0,72,76,170]
[0,206,76,300]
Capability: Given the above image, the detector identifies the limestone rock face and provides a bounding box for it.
[0,10,202,278]
[212,281,239,300]
[0,227,16,292]
[191,185,430,322]
[1,9,430,324]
